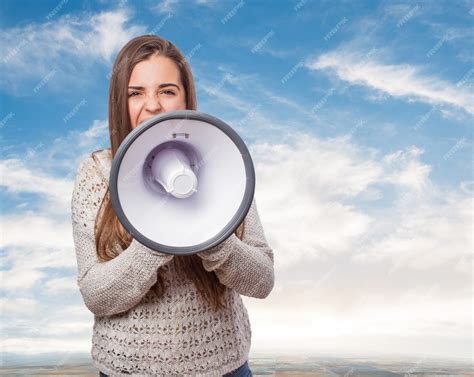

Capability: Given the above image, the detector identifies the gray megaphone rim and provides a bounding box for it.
[109,109,255,256]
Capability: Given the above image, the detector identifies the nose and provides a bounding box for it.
[144,93,162,113]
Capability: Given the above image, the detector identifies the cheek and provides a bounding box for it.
[164,94,186,110]
[128,100,141,118]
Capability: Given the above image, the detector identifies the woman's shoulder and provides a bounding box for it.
[91,148,112,162]
[89,148,112,182]
[76,148,111,182]
[72,149,110,218]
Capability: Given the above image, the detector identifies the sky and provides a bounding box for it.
[0,0,473,365]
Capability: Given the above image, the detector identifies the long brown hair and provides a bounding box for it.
[93,35,244,312]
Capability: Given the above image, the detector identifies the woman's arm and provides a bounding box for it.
[197,197,274,299]
[71,157,174,317]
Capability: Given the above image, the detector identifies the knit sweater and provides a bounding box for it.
[70,148,274,377]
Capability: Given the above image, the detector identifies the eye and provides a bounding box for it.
[128,91,140,97]
[161,90,176,95]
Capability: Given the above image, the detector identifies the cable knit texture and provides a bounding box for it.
[71,148,274,377]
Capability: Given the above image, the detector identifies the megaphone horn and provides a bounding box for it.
[109,110,255,256]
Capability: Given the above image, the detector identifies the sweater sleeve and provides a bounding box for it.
[197,197,274,299]
[71,156,174,317]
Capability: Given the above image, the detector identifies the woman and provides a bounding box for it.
[71,35,274,376]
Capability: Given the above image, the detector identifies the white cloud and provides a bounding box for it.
[0,160,73,213]
[0,267,46,291]
[152,0,179,14]
[46,119,109,175]
[252,132,471,274]
[381,147,432,192]
[306,49,474,115]
[1,302,93,354]
[151,0,220,14]
[43,276,78,294]
[252,134,380,267]
[245,293,472,359]
[0,249,76,292]
[356,194,473,274]
[0,214,73,249]
[195,66,324,142]
[1,337,91,354]
[43,321,91,336]
[0,9,146,94]
[81,119,108,141]
[0,298,39,316]
[91,10,143,61]
[251,133,442,266]
[0,215,77,292]
[243,130,472,359]
[0,120,102,294]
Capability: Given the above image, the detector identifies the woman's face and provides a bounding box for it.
[128,54,187,129]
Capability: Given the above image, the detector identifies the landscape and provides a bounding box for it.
[1,354,472,376]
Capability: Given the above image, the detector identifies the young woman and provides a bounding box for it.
[71,35,274,376]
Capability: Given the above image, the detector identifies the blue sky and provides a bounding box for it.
[0,0,473,364]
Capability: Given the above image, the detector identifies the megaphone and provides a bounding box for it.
[109,110,255,256]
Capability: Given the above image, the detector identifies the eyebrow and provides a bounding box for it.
[128,83,180,90]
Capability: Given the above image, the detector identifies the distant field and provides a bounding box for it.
[1,356,472,376]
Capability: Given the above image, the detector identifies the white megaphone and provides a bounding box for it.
[109,110,255,256]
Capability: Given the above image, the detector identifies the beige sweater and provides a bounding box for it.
[70,148,274,377]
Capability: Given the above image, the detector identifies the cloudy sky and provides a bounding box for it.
[0,0,472,364]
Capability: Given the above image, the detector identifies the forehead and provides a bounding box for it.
[128,55,181,86]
